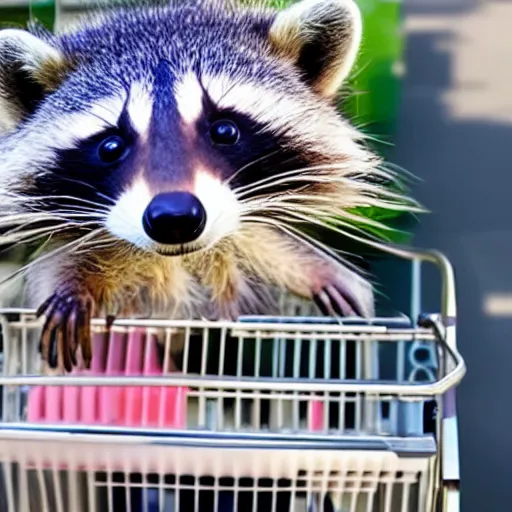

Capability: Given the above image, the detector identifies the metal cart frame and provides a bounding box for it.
[0,248,465,512]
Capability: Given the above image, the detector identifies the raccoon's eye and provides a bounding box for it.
[98,135,127,164]
[210,120,240,145]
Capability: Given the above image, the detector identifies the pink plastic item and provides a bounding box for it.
[27,326,188,428]
[119,331,187,428]
[308,400,324,432]
[79,332,108,423]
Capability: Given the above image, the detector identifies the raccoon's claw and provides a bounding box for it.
[312,271,374,319]
[36,291,94,372]
[314,285,360,317]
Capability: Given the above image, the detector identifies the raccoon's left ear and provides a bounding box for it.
[268,0,362,98]
[0,29,72,131]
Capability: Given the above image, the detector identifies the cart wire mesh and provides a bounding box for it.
[0,249,465,512]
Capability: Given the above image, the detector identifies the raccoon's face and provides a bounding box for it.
[0,0,390,258]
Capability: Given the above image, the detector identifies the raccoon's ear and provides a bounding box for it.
[268,0,362,98]
[0,29,71,131]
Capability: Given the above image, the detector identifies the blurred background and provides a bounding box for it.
[0,0,510,510]
[396,1,512,511]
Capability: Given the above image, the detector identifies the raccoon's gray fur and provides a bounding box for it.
[0,0,418,371]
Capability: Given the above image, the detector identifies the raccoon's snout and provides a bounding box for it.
[142,191,207,245]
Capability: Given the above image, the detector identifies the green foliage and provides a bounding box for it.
[30,0,56,30]
[347,206,414,244]
[0,1,55,30]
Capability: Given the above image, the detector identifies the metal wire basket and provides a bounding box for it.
[0,249,464,512]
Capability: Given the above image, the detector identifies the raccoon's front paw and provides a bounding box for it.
[311,265,375,318]
[36,290,94,372]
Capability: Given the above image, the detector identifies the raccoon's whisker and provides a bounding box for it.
[4,192,113,213]
[255,190,422,213]
[0,228,107,289]
[278,211,407,259]
[48,177,116,206]
[0,226,63,248]
[67,229,113,254]
[259,208,385,247]
[280,224,368,273]
[73,239,120,255]
[72,238,119,255]
[250,193,368,208]
[224,148,286,186]
[20,203,106,216]
[0,213,103,236]
[240,193,378,216]
[240,193,351,212]
[242,203,381,243]
[0,227,66,247]
[48,210,108,219]
[38,206,109,217]
[379,162,420,187]
[0,221,100,245]
[244,198,411,230]
[240,214,360,268]
[26,201,111,215]
[1,222,76,240]
[235,174,386,200]
[0,213,69,228]
[237,178,421,213]
[261,206,389,238]
[232,164,356,197]
[233,162,413,199]
[0,225,88,255]
[76,235,118,248]
[23,209,106,220]
[82,109,119,132]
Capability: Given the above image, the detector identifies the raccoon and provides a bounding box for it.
[0,0,417,372]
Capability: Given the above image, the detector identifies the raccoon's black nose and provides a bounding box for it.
[142,192,207,245]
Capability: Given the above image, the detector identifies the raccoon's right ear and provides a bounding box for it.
[268,0,362,98]
[0,29,72,131]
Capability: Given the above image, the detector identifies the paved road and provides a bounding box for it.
[395,1,512,510]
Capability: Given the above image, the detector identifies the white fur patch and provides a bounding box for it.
[87,94,125,131]
[57,96,124,140]
[105,177,153,249]
[50,95,125,142]
[78,84,153,137]
[193,170,241,247]
[127,82,153,136]
[174,72,204,124]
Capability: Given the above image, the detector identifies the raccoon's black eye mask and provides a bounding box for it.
[55,106,136,170]
[26,97,307,213]
[71,129,132,169]
[200,109,310,193]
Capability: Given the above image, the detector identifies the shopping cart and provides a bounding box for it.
[0,248,465,512]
